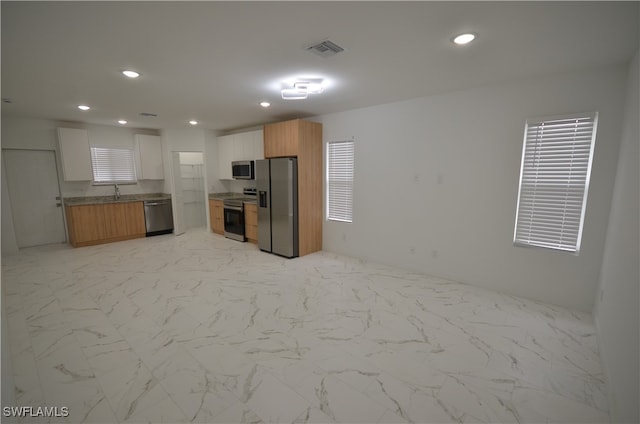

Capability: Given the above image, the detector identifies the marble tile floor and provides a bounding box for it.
[2,229,609,423]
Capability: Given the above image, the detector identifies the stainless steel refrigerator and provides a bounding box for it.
[256,158,298,258]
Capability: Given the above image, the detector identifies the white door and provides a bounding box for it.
[3,149,66,247]
[170,152,186,236]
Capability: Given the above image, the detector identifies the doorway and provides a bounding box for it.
[170,151,207,235]
[3,149,66,248]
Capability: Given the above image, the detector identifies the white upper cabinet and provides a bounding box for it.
[217,129,264,180]
[57,127,92,181]
[135,134,164,180]
[217,134,234,180]
[240,130,263,160]
[251,129,264,160]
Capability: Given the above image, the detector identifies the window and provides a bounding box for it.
[90,147,137,184]
[514,112,598,253]
[327,140,354,222]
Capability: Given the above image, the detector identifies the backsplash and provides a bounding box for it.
[212,178,256,194]
[61,180,165,198]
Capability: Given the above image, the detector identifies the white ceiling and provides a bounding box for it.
[2,1,638,133]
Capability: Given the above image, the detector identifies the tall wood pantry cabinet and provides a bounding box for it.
[263,119,323,257]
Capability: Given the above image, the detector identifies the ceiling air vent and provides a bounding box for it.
[306,40,344,58]
[139,112,157,117]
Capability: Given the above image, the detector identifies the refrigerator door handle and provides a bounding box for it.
[288,160,293,216]
[259,190,268,208]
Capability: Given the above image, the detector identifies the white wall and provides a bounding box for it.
[204,130,226,194]
[1,162,19,255]
[593,51,639,423]
[1,286,17,423]
[318,65,627,312]
[160,127,208,192]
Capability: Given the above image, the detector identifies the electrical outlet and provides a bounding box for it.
[436,174,443,184]
[431,249,438,259]
[409,246,415,254]
[342,233,346,241]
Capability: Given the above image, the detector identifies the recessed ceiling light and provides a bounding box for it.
[78,105,90,111]
[189,120,198,125]
[453,33,477,45]
[122,70,140,78]
[118,120,127,125]
[259,101,271,108]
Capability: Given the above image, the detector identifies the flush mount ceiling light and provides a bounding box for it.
[189,120,198,125]
[452,33,477,45]
[281,78,324,100]
[281,88,308,100]
[122,70,140,78]
[118,120,127,125]
[259,101,271,108]
[294,78,324,94]
[78,105,90,111]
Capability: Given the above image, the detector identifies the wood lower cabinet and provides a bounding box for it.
[209,199,224,235]
[66,204,107,244]
[244,203,258,243]
[103,202,146,239]
[65,201,145,247]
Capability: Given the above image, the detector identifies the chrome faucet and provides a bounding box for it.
[114,184,120,200]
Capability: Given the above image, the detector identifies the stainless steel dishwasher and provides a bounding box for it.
[143,199,174,236]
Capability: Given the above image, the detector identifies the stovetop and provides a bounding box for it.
[223,188,256,206]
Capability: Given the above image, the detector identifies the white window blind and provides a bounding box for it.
[90,147,137,184]
[327,140,354,222]
[514,113,598,253]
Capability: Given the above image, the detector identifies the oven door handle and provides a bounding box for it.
[224,205,243,212]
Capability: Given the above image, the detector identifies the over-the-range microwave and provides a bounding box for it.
[231,160,255,180]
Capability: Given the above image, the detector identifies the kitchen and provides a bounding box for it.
[19,118,321,257]
[1,2,638,423]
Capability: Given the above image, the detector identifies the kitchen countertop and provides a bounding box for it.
[64,193,171,206]
[209,192,257,204]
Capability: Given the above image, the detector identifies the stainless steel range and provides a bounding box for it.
[223,188,256,242]
[223,198,245,241]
